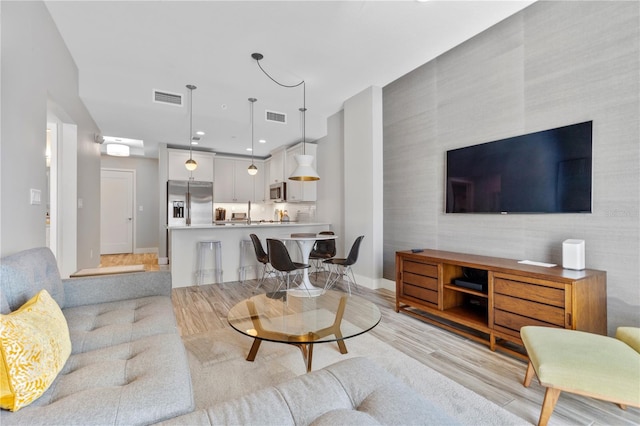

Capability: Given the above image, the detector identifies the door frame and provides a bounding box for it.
[47,118,78,278]
[100,168,136,255]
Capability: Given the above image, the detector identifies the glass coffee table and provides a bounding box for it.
[227,290,381,372]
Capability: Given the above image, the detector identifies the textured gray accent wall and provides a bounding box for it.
[383,1,639,333]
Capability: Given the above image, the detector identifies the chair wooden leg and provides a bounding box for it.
[523,361,536,387]
[538,387,561,426]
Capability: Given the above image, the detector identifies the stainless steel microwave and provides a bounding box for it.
[269,182,286,202]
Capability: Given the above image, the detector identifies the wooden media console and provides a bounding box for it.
[395,249,607,358]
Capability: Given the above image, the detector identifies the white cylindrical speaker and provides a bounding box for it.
[562,239,585,270]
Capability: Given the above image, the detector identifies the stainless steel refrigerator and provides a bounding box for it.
[167,180,214,226]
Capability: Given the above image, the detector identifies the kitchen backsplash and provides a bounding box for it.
[213,202,316,223]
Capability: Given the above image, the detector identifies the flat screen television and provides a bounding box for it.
[446,121,592,214]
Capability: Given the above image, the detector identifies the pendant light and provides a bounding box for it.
[251,52,319,181]
[185,84,198,171]
[290,83,319,181]
[247,98,258,175]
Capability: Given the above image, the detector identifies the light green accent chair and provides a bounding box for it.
[521,326,640,426]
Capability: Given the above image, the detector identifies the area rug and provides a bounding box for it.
[183,328,528,425]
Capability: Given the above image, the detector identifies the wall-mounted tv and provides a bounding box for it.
[446,121,592,214]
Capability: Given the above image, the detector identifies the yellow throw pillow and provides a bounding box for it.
[0,289,71,411]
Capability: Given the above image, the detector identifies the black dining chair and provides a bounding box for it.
[323,235,364,295]
[309,231,336,280]
[249,234,276,292]
[267,238,310,293]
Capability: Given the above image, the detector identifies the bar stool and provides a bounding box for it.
[195,240,223,285]
[238,239,256,283]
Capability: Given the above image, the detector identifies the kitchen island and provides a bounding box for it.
[168,222,330,287]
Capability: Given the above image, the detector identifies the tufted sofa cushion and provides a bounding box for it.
[63,295,178,354]
[0,248,194,425]
[160,357,459,425]
[0,333,193,425]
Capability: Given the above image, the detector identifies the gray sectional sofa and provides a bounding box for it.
[161,356,458,425]
[0,247,194,425]
[1,247,457,425]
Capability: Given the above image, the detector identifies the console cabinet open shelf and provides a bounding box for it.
[395,249,607,359]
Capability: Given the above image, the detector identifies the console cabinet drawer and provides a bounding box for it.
[494,293,565,327]
[403,272,438,291]
[403,284,438,306]
[403,261,438,278]
[494,310,562,338]
[495,276,564,307]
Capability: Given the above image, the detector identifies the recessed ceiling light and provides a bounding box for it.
[106,144,130,157]
[191,141,198,145]
[246,147,252,152]
[259,139,266,144]
[196,131,205,136]
[221,104,228,110]
[103,136,144,148]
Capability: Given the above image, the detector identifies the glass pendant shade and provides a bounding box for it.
[248,163,258,175]
[106,143,130,157]
[289,154,319,181]
[185,158,197,171]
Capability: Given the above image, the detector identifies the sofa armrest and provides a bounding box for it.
[62,271,172,308]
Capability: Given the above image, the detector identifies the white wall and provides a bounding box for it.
[316,111,345,252]
[0,1,100,265]
[343,87,385,290]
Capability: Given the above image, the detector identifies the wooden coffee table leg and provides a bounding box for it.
[247,338,262,362]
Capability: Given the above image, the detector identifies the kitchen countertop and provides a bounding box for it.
[167,222,331,287]
[167,222,329,230]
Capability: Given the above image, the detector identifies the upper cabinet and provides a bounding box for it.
[261,158,271,202]
[269,147,286,184]
[285,143,317,202]
[167,149,214,181]
[214,157,264,202]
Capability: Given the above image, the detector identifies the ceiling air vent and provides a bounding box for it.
[153,89,183,106]
[265,110,287,124]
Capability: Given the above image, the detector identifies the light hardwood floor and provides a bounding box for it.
[100,253,161,271]
[104,254,640,425]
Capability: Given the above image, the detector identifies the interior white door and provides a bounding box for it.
[101,169,134,254]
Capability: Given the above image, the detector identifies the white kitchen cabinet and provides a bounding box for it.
[269,147,286,184]
[285,143,317,202]
[254,162,267,203]
[233,158,255,202]
[261,158,270,202]
[214,157,264,202]
[213,157,235,201]
[168,149,214,181]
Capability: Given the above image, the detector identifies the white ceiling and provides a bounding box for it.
[44,0,535,158]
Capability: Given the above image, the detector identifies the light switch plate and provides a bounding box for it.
[30,189,41,205]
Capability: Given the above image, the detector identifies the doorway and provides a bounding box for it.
[46,117,78,278]
[100,169,135,254]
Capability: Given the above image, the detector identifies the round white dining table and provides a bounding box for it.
[276,234,337,297]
